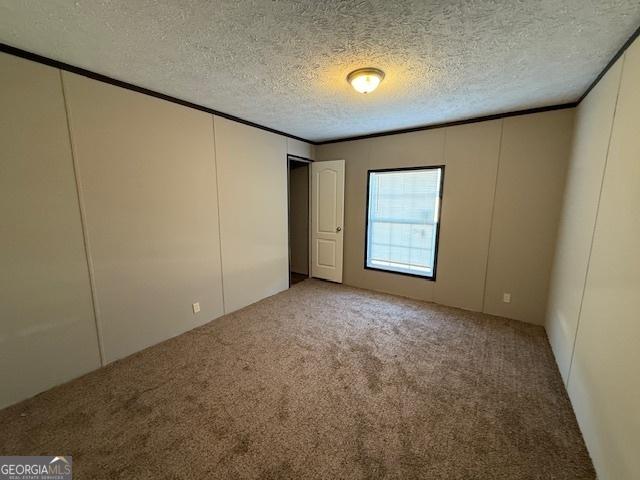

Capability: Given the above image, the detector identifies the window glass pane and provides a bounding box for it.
[366,167,443,278]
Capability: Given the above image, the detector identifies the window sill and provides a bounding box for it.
[364,265,437,281]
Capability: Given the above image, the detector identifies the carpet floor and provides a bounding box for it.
[0,279,594,479]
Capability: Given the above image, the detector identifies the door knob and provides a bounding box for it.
[336,226,342,232]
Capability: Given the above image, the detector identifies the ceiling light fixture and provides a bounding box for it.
[347,68,385,94]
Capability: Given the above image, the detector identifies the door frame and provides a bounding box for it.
[287,154,313,287]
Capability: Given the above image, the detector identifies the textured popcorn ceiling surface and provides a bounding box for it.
[1,1,639,142]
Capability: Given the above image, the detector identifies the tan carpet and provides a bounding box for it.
[0,279,594,479]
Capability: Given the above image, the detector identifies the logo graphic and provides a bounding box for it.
[0,456,72,479]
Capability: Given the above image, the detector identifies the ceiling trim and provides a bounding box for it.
[0,42,315,145]
[577,23,640,103]
[314,103,577,145]
[2,24,639,146]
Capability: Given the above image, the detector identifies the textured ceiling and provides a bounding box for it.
[1,1,640,142]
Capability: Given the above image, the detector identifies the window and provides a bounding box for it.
[365,166,444,280]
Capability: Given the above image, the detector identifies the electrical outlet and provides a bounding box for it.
[503,293,511,304]
[192,302,200,314]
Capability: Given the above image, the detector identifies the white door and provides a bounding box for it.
[311,160,345,283]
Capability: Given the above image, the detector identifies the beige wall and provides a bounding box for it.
[436,121,501,311]
[289,165,310,275]
[287,138,315,160]
[547,37,640,480]
[483,111,574,323]
[214,117,289,313]
[1,53,310,407]
[316,109,574,324]
[0,54,101,407]
[62,72,225,363]
[546,62,623,382]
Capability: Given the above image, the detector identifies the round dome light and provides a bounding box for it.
[347,68,385,94]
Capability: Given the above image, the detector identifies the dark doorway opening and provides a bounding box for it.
[288,155,311,286]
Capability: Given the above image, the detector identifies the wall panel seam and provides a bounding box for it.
[480,119,504,313]
[566,54,627,387]
[433,128,449,304]
[59,70,106,366]
[211,116,227,314]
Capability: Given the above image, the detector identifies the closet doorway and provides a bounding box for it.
[287,155,311,286]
